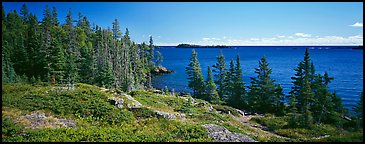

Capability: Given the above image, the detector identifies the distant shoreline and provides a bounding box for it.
[175,44,232,48]
[157,45,363,49]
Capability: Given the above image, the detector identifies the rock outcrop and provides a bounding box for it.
[107,97,124,108]
[154,110,186,120]
[20,111,76,129]
[202,124,256,142]
[119,93,142,109]
[151,66,173,75]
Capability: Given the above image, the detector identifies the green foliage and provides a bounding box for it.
[185,49,206,99]
[212,105,240,116]
[251,115,363,142]
[205,66,219,102]
[248,56,281,114]
[2,117,23,138]
[288,48,346,127]
[2,4,160,92]
[2,83,134,125]
[130,107,158,119]
[251,116,288,131]
[212,50,227,100]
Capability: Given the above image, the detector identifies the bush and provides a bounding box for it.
[130,108,158,119]
[2,83,135,125]
[251,116,287,131]
[2,117,23,137]
[212,105,240,116]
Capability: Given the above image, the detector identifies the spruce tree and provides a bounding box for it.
[212,50,227,100]
[186,49,205,98]
[247,56,277,114]
[225,59,236,104]
[274,84,285,116]
[353,92,363,118]
[205,66,220,103]
[231,54,246,109]
[148,36,155,64]
[353,92,363,128]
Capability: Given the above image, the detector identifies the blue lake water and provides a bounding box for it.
[152,46,363,112]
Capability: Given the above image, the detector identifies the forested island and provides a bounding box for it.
[2,4,363,142]
[176,43,231,48]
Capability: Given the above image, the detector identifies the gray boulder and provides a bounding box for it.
[202,124,256,142]
[154,110,186,120]
[107,97,124,108]
[21,111,76,129]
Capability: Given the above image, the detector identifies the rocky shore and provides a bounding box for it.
[151,66,173,75]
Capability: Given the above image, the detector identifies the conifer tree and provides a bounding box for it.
[224,59,236,103]
[274,84,285,115]
[186,49,205,98]
[63,9,79,83]
[148,36,155,64]
[212,50,227,100]
[353,92,363,128]
[231,54,246,109]
[205,66,220,103]
[247,56,277,114]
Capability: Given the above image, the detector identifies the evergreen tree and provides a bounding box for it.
[231,54,246,109]
[51,6,59,26]
[100,62,115,88]
[63,9,79,83]
[274,84,285,116]
[353,92,363,118]
[186,49,205,98]
[247,56,277,114]
[205,66,220,103]
[212,50,227,100]
[300,80,314,127]
[20,4,29,22]
[224,59,236,103]
[49,26,65,84]
[148,36,155,64]
[27,14,41,78]
[40,5,53,81]
[353,92,363,128]
[290,48,314,114]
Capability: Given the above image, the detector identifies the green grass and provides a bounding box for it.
[251,116,363,142]
[2,83,135,125]
[2,83,213,142]
[3,83,361,142]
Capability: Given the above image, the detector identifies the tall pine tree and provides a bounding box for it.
[186,49,205,99]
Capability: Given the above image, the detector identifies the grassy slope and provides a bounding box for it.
[2,83,362,142]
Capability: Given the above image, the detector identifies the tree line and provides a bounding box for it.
[186,48,363,128]
[2,4,163,91]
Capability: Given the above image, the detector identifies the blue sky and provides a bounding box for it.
[2,2,363,46]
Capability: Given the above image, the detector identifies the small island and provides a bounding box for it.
[176,43,232,48]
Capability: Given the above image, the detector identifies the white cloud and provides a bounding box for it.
[203,37,221,41]
[294,33,311,37]
[349,35,363,39]
[277,35,285,38]
[350,22,363,27]
[155,34,363,46]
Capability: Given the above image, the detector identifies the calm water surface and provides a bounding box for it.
[152,46,363,112]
